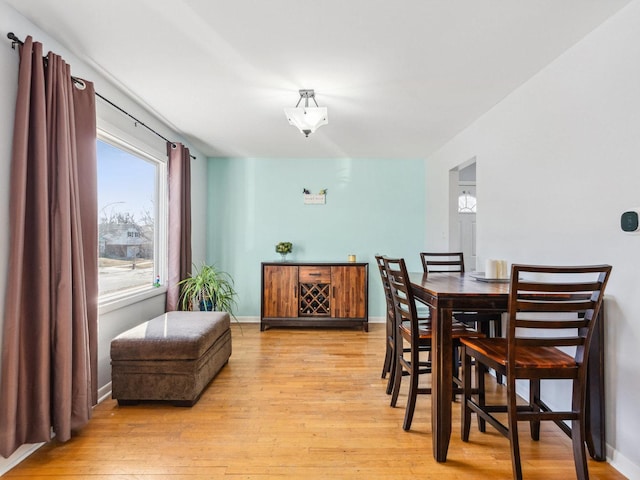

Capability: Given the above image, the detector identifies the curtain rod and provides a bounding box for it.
[7,32,196,160]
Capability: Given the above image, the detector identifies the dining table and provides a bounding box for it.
[408,271,606,463]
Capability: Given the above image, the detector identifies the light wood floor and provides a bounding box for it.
[4,323,626,479]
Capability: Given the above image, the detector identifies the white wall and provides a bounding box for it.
[425,2,640,477]
[0,1,207,472]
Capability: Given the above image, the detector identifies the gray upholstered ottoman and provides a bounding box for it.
[110,311,232,406]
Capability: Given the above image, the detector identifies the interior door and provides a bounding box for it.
[457,185,477,271]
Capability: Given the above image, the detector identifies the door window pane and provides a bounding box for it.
[458,190,477,213]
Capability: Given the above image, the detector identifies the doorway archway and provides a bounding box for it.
[449,159,477,271]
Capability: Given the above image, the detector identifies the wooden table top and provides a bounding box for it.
[408,271,510,297]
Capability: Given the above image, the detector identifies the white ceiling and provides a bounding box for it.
[4,0,631,159]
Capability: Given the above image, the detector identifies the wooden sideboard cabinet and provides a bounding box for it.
[261,262,368,331]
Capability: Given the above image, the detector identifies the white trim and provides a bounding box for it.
[156,153,168,291]
[98,382,113,404]
[98,128,165,165]
[232,316,385,324]
[96,129,169,308]
[234,316,260,324]
[0,443,44,476]
[607,447,640,480]
[0,384,117,476]
[98,286,166,315]
[367,316,385,324]
[96,120,167,163]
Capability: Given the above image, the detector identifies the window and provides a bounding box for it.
[97,134,166,300]
[458,190,477,213]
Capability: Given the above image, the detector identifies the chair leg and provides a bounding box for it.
[452,346,460,401]
[507,375,523,480]
[477,361,486,433]
[571,380,589,480]
[385,344,396,395]
[493,319,503,384]
[529,379,541,441]
[402,355,419,431]
[381,338,392,379]
[461,346,472,442]
[390,341,403,407]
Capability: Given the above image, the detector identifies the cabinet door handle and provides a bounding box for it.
[294,285,298,298]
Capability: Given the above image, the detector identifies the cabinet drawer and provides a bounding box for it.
[299,266,331,283]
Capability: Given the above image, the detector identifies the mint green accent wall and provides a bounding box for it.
[206,157,426,318]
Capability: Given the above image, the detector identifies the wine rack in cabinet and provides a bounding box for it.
[261,262,368,331]
[299,283,330,316]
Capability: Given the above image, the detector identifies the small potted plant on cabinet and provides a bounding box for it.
[276,241,293,261]
[178,263,238,319]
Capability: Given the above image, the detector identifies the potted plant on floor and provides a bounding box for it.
[178,263,238,319]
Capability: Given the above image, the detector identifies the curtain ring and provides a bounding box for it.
[72,77,86,90]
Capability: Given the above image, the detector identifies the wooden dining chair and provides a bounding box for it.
[384,257,483,430]
[375,255,395,384]
[376,255,431,395]
[420,251,504,383]
[460,264,612,480]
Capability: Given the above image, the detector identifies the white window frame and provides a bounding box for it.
[97,128,168,314]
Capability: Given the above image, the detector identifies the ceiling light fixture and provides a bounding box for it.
[284,89,328,137]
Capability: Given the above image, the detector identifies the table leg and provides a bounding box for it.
[432,306,453,462]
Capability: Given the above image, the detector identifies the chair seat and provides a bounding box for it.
[400,321,482,340]
[460,337,578,369]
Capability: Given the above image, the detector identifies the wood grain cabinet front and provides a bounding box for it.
[262,264,298,318]
[330,265,367,319]
[261,262,368,331]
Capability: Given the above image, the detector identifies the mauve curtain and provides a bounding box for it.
[165,142,192,311]
[0,37,98,458]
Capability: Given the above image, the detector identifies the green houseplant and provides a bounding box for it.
[178,263,238,318]
[275,241,293,261]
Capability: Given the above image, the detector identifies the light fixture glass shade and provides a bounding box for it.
[284,106,328,137]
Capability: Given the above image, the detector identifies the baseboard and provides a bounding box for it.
[0,442,44,476]
[98,382,112,404]
[234,316,259,323]
[608,446,640,479]
[367,316,385,324]
[234,316,386,324]
[0,384,114,476]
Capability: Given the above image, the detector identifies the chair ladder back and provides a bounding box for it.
[375,255,394,316]
[384,258,417,322]
[384,257,425,342]
[420,252,465,274]
[507,264,612,368]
